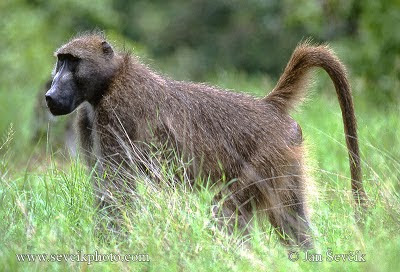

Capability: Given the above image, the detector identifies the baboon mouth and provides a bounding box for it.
[47,105,72,116]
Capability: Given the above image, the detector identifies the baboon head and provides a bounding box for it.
[45,35,120,115]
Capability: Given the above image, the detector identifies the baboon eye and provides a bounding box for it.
[58,53,78,61]
[57,54,80,71]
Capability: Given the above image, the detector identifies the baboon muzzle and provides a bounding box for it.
[45,62,77,116]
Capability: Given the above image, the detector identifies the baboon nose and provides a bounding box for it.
[45,93,54,107]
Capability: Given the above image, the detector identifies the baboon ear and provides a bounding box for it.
[102,41,113,56]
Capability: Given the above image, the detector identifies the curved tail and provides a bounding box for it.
[265,41,368,218]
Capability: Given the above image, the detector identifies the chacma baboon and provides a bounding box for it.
[33,79,77,156]
[45,33,368,248]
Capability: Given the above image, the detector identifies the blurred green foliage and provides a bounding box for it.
[113,0,400,101]
[0,0,399,157]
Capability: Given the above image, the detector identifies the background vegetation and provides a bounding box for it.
[0,0,399,271]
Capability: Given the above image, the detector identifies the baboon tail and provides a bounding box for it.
[265,40,368,219]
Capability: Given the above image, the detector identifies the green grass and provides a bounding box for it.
[0,73,399,271]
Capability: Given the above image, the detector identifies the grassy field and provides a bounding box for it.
[0,73,399,271]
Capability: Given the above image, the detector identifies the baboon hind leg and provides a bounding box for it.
[258,174,313,249]
[212,184,255,236]
[241,162,313,248]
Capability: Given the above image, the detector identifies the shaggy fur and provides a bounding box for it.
[50,33,368,248]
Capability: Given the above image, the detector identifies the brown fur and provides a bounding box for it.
[51,33,368,248]
[265,41,368,214]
